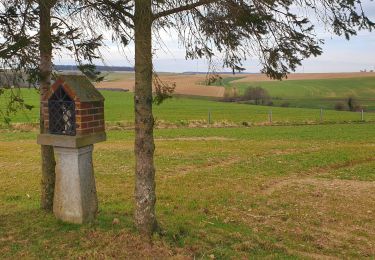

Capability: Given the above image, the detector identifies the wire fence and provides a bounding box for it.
[203,108,371,127]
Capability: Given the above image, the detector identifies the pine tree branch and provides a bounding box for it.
[153,0,219,20]
[70,0,134,21]
[51,15,81,64]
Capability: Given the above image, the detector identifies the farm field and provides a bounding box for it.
[95,72,375,111]
[0,124,374,258]
[97,72,226,97]
[96,72,375,98]
[217,75,375,111]
[1,0,374,257]
[1,73,374,258]
[0,89,373,126]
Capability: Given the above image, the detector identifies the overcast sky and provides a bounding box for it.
[55,1,375,73]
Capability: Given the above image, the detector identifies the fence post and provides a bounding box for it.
[269,110,273,124]
[208,109,211,125]
[361,109,364,121]
[320,108,323,123]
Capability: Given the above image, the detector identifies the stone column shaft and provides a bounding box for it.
[53,145,98,224]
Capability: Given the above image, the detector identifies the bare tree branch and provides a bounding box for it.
[153,0,219,20]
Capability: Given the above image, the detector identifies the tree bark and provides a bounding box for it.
[39,0,56,211]
[134,0,157,237]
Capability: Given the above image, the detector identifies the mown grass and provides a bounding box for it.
[226,76,375,110]
[1,124,374,258]
[0,88,373,125]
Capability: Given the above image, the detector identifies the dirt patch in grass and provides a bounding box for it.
[175,156,242,176]
[72,230,191,259]
[263,178,375,258]
[217,174,375,258]
[264,176,375,196]
[262,157,375,195]
[155,137,236,141]
[0,123,38,132]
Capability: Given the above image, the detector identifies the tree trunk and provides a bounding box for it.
[134,0,158,237]
[39,0,56,211]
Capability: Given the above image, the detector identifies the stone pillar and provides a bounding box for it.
[53,145,98,224]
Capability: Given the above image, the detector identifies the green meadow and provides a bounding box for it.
[0,77,374,258]
[222,76,375,110]
[1,124,374,258]
[0,88,372,125]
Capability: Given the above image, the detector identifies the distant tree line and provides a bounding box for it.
[55,65,134,72]
[225,86,366,112]
[223,86,273,106]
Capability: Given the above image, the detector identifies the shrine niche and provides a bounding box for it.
[38,74,106,224]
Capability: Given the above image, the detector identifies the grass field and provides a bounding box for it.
[0,89,373,126]
[222,76,375,111]
[231,77,375,98]
[96,72,375,111]
[97,72,375,109]
[96,72,375,102]
[1,74,374,258]
[1,124,374,258]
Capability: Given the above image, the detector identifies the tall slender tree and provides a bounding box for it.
[0,0,103,210]
[133,1,157,235]
[39,0,57,211]
[0,0,55,209]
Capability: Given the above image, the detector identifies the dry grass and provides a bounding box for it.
[0,124,374,258]
[96,73,225,97]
